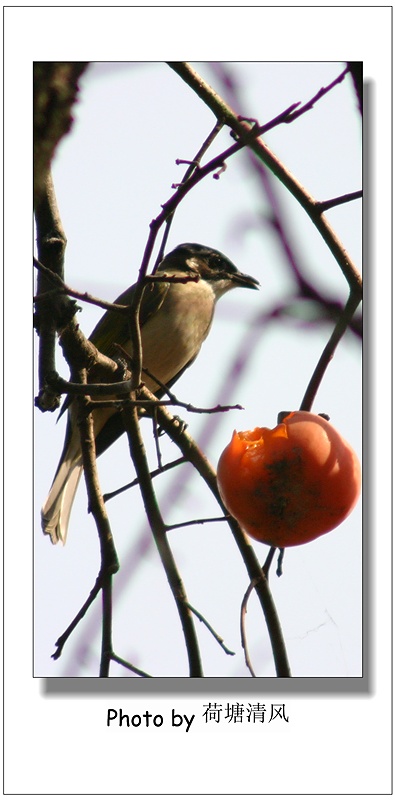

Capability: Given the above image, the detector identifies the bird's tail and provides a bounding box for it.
[41,422,83,545]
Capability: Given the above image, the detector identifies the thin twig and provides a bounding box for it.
[168,62,362,296]
[52,568,108,660]
[122,403,204,677]
[46,371,244,415]
[240,547,277,676]
[75,373,119,574]
[316,190,363,213]
[186,603,236,656]
[141,365,244,414]
[240,580,259,677]
[103,457,187,503]
[152,410,164,470]
[144,390,291,677]
[283,65,350,122]
[34,256,201,310]
[167,515,228,531]
[100,574,114,677]
[111,653,153,678]
[74,368,119,676]
[156,118,225,267]
[300,290,362,412]
[263,547,276,577]
[211,64,361,339]
[34,256,131,313]
[276,549,285,577]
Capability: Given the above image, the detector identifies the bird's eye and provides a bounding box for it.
[210,254,224,270]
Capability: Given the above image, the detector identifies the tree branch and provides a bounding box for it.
[168,62,362,296]
[122,402,204,677]
[299,290,362,412]
[142,391,291,677]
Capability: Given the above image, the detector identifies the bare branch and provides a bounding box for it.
[34,62,88,207]
[52,568,107,660]
[74,371,119,571]
[300,290,362,412]
[240,580,257,677]
[168,62,362,296]
[103,457,188,503]
[111,653,153,678]
[35,172,69,411]
[283,64,350,121]
[186,603,236,656]
[316,190,363,213]
[122,402,204,677]
[143,389,291,677]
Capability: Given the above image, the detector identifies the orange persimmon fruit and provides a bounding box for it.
[217,411,361,548]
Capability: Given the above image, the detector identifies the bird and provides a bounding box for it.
[41,242,260,544]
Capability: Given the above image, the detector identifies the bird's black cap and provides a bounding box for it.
[162,243,260,289]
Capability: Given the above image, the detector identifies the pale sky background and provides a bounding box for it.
[34,60,363,679]
[4,5,393,796]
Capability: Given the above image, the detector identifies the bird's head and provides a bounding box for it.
[156,243,260,298]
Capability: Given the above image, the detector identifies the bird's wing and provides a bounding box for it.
[94,350,201,457]
[57,279,171,420]
[89,279,170,356]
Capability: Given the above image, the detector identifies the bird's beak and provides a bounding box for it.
[232,271,260,290]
